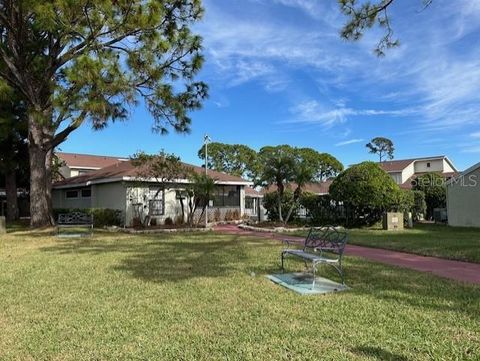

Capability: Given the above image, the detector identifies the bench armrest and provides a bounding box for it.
[282,239,292,249]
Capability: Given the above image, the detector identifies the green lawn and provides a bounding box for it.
[1,230,479,360]
[287,223,480,264]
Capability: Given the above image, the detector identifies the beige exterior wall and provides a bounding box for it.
[53,182,127,223]
[389,172,403,185]
[52,187,93,209]
[447,166,480,227]
[59,165,72,179]
[58,166,100,179]
[414,159,444,173]
[125,185,183,226]
[54,181,246,227]
[125,183,246,227]
[443,159,455,173]
[401,162,415,183]
[92,183,127,210]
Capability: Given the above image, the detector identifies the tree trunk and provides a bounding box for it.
[45,149,55,225]
[284,200,297,225]
[27,109,55,228]
[284,188,301,225]
[5,168,19,222]
[29,142,53,227]
[277,191,283,222]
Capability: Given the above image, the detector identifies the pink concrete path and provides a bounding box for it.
[213,224,480,285]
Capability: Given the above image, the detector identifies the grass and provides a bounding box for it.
[0,229,479,360]
[286,223,480,264]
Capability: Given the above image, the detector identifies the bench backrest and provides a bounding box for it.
[304,226,347,255]
[58,212,93,225]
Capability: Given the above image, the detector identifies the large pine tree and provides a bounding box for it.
[0,0,208,227]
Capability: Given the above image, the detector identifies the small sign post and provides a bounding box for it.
[383,212,404,230]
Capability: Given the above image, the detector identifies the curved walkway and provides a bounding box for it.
[214,224,480,285]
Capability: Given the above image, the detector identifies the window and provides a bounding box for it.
[176,190,188,199]
[65,190,78,199]
[212,185,240,207]
[245,198,255,210]
[427,162,431,168]
[81,189,91,198]
[149,187,164,215]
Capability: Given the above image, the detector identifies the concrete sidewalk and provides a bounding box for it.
[214,224,480,285]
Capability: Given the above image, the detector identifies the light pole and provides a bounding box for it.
[204,134,211,228]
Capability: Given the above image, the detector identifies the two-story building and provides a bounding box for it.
[378,156,458,189]
[57,152,127,178]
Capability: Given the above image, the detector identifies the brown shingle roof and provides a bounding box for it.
[245,186,262,197]
[378,159,415,172]
[57,152,126,169]
[377,156,450,173]
[53,160,250,187]
[261,180,332,195]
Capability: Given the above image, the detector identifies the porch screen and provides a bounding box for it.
[212,186,240,207]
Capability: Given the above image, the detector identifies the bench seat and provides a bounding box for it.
[283,249,339,263]
[57,212,93,237]
[281,226,348,288]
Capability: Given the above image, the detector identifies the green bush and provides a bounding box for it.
[299,192,345,226]
[412,190,427,221]
[390,189,415,213]
[262,189,299,222]
[412,173,446,219]
[329,161,402,226]
[53,208,123,227]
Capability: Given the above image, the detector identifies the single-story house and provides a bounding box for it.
[244,186,265,221]
[262,181,333,196]
[52,160,252,227]
[446,162,480,227]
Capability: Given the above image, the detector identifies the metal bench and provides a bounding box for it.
[57,212,93,237]
[281,226,348,288]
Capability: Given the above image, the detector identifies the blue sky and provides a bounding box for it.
[61,0,480,171]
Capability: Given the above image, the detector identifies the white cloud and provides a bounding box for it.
[471,132,480,139]
[461,145,480,154]
[285,100,416,128]
[199,0,480,134]
[335,139,365,146]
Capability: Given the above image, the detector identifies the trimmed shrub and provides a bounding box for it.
[329,162,402,226]
[53,208,123,227]
[390,189,415,213]
[164,217,173,226]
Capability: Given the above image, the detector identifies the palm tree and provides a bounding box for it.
[258,146,296,222]
[283,162,316,224]
[186,173,216,227]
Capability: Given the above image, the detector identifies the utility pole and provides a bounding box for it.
[204,134,211,228]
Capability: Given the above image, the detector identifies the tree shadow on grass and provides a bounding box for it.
[352,346,410,361]
[38,232,480,319]
[345,259,480,318]
[40,233,265,283]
